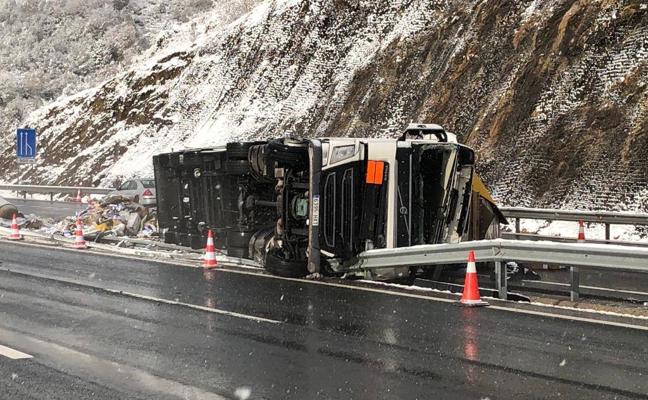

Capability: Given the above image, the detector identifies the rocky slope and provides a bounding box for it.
[0,0,259,150]
[1,0,646,212]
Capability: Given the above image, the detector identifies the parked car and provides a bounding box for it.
[109,178,157,207]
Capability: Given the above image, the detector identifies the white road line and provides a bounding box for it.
[488,305,648,332]
[0,344,33,360]
[0,327,226,400]
[0,266,282,325]
[103,288,283,325]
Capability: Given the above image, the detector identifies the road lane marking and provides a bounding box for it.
[102,288,283,325]
[0,344,33,359]
[487,305,648,331]
[4,241,648,331]
[0,267,282,325]
[0,327,227,400]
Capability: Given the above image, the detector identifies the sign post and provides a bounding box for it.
[16,128,37,163]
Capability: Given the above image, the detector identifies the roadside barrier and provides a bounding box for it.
[501,207,648,242]
[203,230,217,268]
[460,250,488,306]
[355,239,648,301]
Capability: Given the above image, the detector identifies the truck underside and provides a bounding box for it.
[153,126,479,280]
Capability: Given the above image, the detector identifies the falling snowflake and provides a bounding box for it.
[234,387,252,400]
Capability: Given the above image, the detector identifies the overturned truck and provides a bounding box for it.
[153,124,485,280]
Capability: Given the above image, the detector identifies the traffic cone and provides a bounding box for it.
[73,217,88,249]
[203,230,217,268]
[6,214,23,240]
[460,250,488,306]
[75,189,82,203]
[577,220,586,243]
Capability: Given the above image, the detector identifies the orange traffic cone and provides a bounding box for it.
[577,220,586,243]
[75,189,82,203]
[7,213,23,240]
[203,230,217,268]
[460,250,488,306]
[73,217,88,249]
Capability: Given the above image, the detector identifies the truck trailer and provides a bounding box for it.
[153,124,479,280]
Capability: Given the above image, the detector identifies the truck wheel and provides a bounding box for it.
[264,249,308,278]
[391,268,417,285]
[227,230,254,248]
[227,246,248,259]
[248,144,275,183]
[226,142,264,160]
[226,159,251,175]
[267,139,308,169]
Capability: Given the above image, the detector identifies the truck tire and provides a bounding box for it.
[227,229,254,248]
[226,159,251,175]
[248,144,275,183]
[267,139,308,169]
[227,246,249,259]
[264,249,308,278]
[226,142,264,160]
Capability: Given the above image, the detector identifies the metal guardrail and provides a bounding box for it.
[353,239,648,301]
[501,231,648,247]
[0,184,114,200]
[499,207,648,240]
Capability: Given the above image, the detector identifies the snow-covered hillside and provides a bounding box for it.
[1,0,646,213]
[0,0,259,151]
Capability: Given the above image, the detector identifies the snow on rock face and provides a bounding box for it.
[0,0,646,214]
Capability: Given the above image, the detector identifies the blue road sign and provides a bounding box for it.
[16,128,37,161]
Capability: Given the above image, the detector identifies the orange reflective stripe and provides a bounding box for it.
[366,160,377,184]
[373,161,384,185]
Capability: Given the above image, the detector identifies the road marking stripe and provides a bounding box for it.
[0,344,33,359]
[488,305,648,331]
[0,266,282,325]
[102,289,283,325]
[0,327,226,400]
[4,241,648,330]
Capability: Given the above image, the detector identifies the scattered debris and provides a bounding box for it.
[506,261,541,281]
[38,195,159,241]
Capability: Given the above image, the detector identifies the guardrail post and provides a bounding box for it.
[515,218,520,233]
[495,261,507,300]
[49,192,54,202]
[605,223,610,241]
[570,266,580,301]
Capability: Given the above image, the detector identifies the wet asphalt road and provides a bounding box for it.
[8,198,83,220]
[0,242,646,399]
